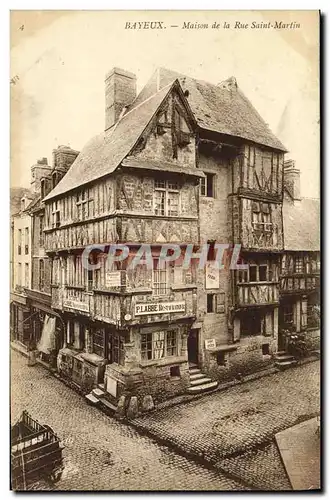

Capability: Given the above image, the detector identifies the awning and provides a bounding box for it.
[37,315,56,354]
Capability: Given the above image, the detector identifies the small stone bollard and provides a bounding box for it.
[141,395,154,413]
[27,350,37,366]
[126,396,139,419]
[115,395,126,419]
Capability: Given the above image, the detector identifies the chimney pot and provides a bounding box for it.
[105,67,137,131]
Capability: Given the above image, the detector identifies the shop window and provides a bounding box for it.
[200,173,215,198]
[207,294,215,313]
[170,366,180,377]
[241,310,265,336]
[262,343,270,355]
[141,330,178,361]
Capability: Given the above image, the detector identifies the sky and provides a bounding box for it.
[10,10,319,198]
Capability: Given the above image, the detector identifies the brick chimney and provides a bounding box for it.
[105,67,137,131]
[284,159,301,201]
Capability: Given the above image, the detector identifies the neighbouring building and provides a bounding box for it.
[10,190,36,347]
[40,67,319,415]
[279,159,320,353]
[10,149,79,362]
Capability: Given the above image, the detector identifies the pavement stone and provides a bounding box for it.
[133,360,320,490]
[10,349,247,491]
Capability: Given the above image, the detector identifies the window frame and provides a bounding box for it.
[76,188,94,221]
[154,180,180,217]
[39,259,45,291]
[152,258,169,296]
[140,330,178,361]
[200,173,215,198]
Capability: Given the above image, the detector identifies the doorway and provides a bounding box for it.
[188,329,199,365]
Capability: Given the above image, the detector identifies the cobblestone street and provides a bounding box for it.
[132,360,320,490]
[10,349,247,491]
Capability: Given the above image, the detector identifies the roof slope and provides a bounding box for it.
[129,68,287,152]
[283,197,320,251]
[44,83,174,201]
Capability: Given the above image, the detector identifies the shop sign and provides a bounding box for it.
[205,263,220,289]
[63,299,89,313]
[105,271,122,288]
[205,338,216,350]
[135,301,185,316]
[106,376,117,398]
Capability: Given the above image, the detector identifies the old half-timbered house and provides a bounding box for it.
[24,148,79,368]
[43,69,203,410]
[142,68,287,387]
[279,160,320,361]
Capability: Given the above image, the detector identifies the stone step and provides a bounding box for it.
[85,393,99,405]
[190,376,213,386]
[190,372,206,381]
[99,397,117,413]
[276,350,287,356]
[98,383,105,390]
[187,381,218,394]
[189,368,201,375]
[274,354,295,362]
[92,387,105,398]
[275,360,298,370]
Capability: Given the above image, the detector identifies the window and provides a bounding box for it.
[18,229,22,255]
[262,344,270,355]
[41,179,45,199]
[153,259,168,295]
[110,334,125,364]
[76,188,94,221]
[39,259,45,291]
[25,263,29,287]
[249,265,257,282]
[170,366,180,377]
[207,294,215,313]
[17,263,22,286]
[154,180,180,216]
[166,330,177,356]
[52,172,57,189]
[241,310,265,336]
[259,265,268,282]
[141,330,178,361]
[252,202,272,232]
[52,201,61,228]
[207,241,216,261]
[295,256,304,274]
[245,263,269,283]
[283,304,294,326]
[39,215,44,245]
[87,269,93,291]
[25,227,29,254]
[200,173,215,198]
[217,352,226,366]
[93,329,105,358]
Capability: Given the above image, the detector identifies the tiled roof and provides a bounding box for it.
[283,196,320,251]
[44,83,175,201]
[129,68,287,152]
